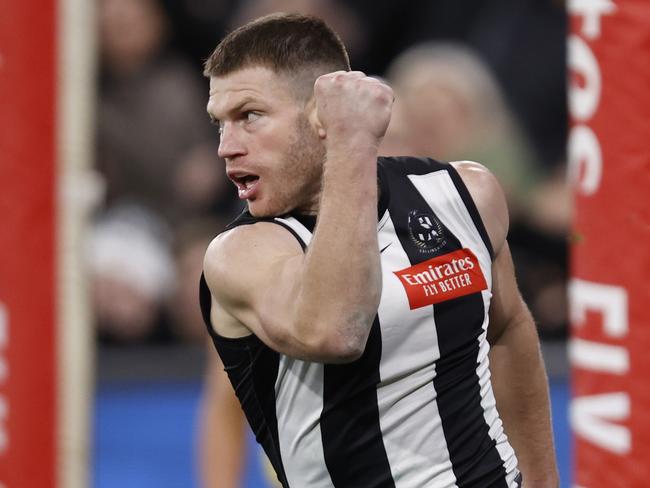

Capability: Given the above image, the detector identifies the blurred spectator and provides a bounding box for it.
[93,0,240,345]
[173,143,233,221]
[89,204,175,343]
[385,41,569,339]
[340,0,567,168]
[228,0,368,62]
[97,0,226,225]
[465,0,567,169]
[167,218,227,343]
[386,42,542,217]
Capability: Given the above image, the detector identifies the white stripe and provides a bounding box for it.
[58,0,96,486]
[476,335,520,483]
[275,357,334,487]
[408,171,518,480]
[275,216,314,246]
[273,217,329,486]
[376,213,457,488]
[407,171,493,290]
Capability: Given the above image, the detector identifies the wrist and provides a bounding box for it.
[324,142,379,177]
[324,131,381,156]
[323,148,378,182]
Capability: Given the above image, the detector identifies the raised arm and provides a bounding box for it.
[452,161,559,487]
[204,72,393,363]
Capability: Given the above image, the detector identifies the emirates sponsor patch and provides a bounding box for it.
[394,248,488,309]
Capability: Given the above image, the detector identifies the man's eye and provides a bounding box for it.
[245,111,261,123]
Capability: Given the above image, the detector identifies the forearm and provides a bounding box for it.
[489,308,559,487]
[239,72,393,361]
[293,143,381,354]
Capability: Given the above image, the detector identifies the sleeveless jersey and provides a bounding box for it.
[199,156,520,488]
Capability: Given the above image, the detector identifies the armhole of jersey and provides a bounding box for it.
[230,216,308,251]
[271,219,307,251]
[445,163,495,261]
[225,211,308,249]
[199,266,277,347]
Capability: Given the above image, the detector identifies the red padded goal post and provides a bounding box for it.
[0,1,94,487]
[568,1,650,486]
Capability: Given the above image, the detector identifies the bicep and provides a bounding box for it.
[203,223,306,351]
[487,240,531,345]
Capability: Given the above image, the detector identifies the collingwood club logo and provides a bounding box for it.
[407,210,446,253]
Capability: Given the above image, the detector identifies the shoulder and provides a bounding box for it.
[450,160,509,255]
[203,221,304,304]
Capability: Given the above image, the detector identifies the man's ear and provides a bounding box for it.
[305,96,326,139]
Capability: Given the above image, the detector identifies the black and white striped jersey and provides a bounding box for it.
[200,156,520,488]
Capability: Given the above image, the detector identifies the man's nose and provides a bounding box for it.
[217,123,246,159]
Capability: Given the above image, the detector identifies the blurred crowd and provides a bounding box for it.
[89,0,569,347]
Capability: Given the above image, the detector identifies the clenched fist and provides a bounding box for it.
[313,71,394,150]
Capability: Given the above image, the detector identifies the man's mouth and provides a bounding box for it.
[229,172,260,200]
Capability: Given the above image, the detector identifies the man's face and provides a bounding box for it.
[207,66,325,217]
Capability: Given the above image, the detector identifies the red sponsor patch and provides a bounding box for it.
[394,248,488,309]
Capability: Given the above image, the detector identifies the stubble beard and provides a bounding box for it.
[282,114,325,215]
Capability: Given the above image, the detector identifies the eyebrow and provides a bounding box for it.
[209,96,259,123]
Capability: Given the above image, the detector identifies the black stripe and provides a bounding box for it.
[224,210,308,250]
[385,163,508,487]
[199,273,214,338]
[224,209,261,231]
[201,210,308,487]
[320,317,395,488]
[380,156,494,258]
[291,213,317,233]
[292,208,395,486]
[212,334,290,488]
[199,274,290,486]
[446,163,495,260]
[273,219,307,251]
[382,155,448,175]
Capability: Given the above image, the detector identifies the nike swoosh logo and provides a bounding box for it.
[380,243,392,253]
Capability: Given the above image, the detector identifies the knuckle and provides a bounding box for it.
[333,71,348,81]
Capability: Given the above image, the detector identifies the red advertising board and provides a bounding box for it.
[0,1,58,486]
[569,1,650,486]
